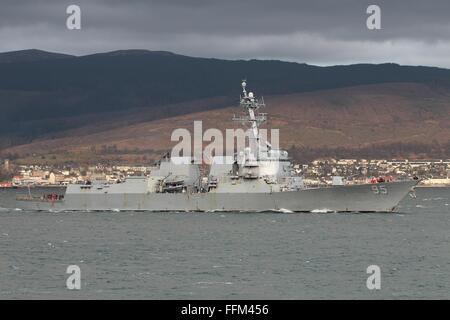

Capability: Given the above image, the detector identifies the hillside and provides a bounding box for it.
[0,49,74,64]
[2,83,450,164]
[1,49,450,151]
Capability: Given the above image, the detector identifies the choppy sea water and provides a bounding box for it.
[0,187,449,299]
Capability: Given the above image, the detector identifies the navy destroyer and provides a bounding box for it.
[9,81,418,212]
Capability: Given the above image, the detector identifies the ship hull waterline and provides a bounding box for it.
[7,181,417,213]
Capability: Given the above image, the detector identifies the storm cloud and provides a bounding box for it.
[1,0,450,66]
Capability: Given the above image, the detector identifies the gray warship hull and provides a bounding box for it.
[7,180,417,212]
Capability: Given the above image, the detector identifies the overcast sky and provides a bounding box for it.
[1,0,450,67]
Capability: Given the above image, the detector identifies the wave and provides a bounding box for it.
[277,208,294,213]
[311,208,335,213]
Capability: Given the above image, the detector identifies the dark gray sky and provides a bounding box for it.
[1,0,450,67]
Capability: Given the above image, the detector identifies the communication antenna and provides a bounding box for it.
[233,80,268,160]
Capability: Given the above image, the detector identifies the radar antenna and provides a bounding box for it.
[232,80,269,160]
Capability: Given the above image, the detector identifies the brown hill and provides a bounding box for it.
[2,83,450,165]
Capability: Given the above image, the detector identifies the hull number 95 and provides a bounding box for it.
[371,185,388,194]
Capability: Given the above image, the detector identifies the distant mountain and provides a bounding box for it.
[0,49,74,64]
[85,49,177,58]
[2,83,450,164]
[1,48,450,154]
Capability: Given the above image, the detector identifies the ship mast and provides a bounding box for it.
[233,80,268,160]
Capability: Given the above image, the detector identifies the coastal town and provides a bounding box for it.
[0,158,449,187]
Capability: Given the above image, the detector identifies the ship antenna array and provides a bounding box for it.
[233,80,269,159]
[234,80,267,125]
